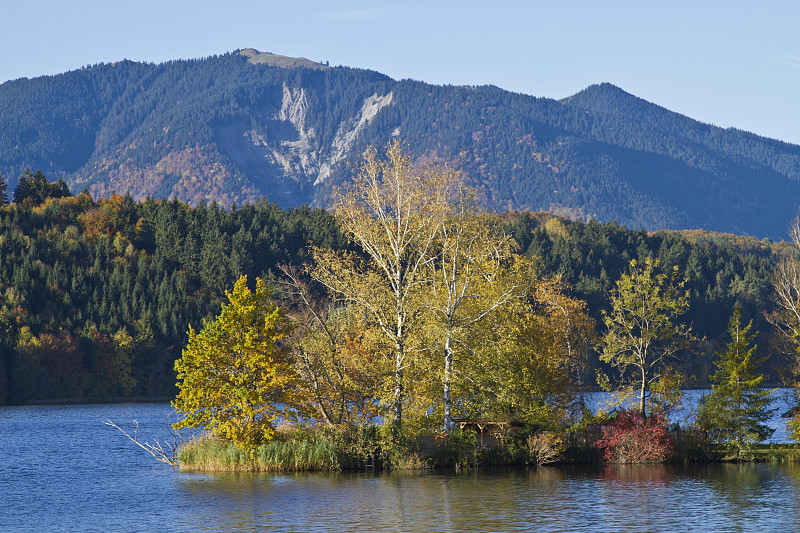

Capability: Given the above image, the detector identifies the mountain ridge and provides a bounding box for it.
[0,50,798,239]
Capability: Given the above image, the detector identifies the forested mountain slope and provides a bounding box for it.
[1,50,799,238]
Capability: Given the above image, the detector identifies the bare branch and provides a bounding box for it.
[101,417,183,468]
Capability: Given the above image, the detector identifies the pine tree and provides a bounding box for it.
[701,304,774,459]
[0,172,8,206]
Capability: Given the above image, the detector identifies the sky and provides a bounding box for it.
[2,0,799,144]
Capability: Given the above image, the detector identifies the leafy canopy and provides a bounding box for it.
[600,258,691,418]
[172,275,302,454]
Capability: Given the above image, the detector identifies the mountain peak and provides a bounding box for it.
[2,54,800,238]
[561,83,648,111]
[238,49,329,70]
[561,82,689,129]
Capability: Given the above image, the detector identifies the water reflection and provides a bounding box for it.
[169,464,800,532]
[4,403,800,532]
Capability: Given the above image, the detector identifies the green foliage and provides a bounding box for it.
[322,423,381,469]
[505,215,776,362]
[697,305,774,459]
[456,292,576,428]
[436,429,478,469]
[13,169,71,205]
[507,212,781,384]
[177,429,340,472]
[600,258,691,418]
[0,181,343,405]
[0,172,7,206]
[2,55,800,237]
[172,276,301,455]
[374,424,430,470]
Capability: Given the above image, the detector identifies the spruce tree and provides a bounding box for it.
[0,172,7,206]
[702,304,774,459]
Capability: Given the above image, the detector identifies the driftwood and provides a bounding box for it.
[101,417,185,468]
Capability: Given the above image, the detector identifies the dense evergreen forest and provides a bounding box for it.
[0,172,792,405]
[0,174,346,404]
[2,50,800,238]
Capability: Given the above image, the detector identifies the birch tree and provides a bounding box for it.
[427,191,528,432]
[770,218,800,436]
[311,141,452,430]
[771,218,800,354]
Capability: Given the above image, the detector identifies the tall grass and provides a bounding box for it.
[752,444,800,463]
[256,435,339,471]
[178,427,340,472]
[177,435,252,472]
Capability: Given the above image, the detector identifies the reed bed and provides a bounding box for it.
[178,428,340,472]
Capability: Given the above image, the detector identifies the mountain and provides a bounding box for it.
[1,49,799,239]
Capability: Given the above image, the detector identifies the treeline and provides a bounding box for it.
[503,212,785,382]
[0,173,345,404]
[0,171,792,405]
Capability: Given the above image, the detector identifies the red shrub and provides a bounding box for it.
[595,409,673,463]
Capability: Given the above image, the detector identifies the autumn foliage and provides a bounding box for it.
[172,276,303,455]
[595,410,673,463]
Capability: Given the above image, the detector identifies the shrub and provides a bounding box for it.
[595,409,673,463]
[433,429,478,469]
[322,423,380,469]
[527,432,565,466]
[376,424,431,470]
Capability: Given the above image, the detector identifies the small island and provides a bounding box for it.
[167,143,799,471]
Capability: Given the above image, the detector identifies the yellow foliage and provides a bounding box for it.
[311,140,454,429]
[172,276,303,455]
[454,274,595,427]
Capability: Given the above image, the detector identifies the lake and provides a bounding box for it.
[1,398,799,532]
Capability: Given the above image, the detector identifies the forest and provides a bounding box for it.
[0,167,795,410]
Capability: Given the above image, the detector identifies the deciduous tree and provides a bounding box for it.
[427,191,528,432]
[311,141,451,430]
[280,265,383,426]
[533,277,597,412]
[600,258,691,418]
[771,218,800,381]
[459,289,576,427]
[172,276,301,454]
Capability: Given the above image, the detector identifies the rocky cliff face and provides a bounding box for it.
[210,83,393,206]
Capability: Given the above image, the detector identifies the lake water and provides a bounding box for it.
[2,398,800,532]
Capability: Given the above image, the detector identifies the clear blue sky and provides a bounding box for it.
[3,0,799,144]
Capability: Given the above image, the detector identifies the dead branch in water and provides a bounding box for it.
[101,417,184,468]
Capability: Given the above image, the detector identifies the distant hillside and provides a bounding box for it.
[1,50,799,239]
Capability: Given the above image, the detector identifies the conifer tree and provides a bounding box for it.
[700,304,774,459]
[0,172,8,206]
